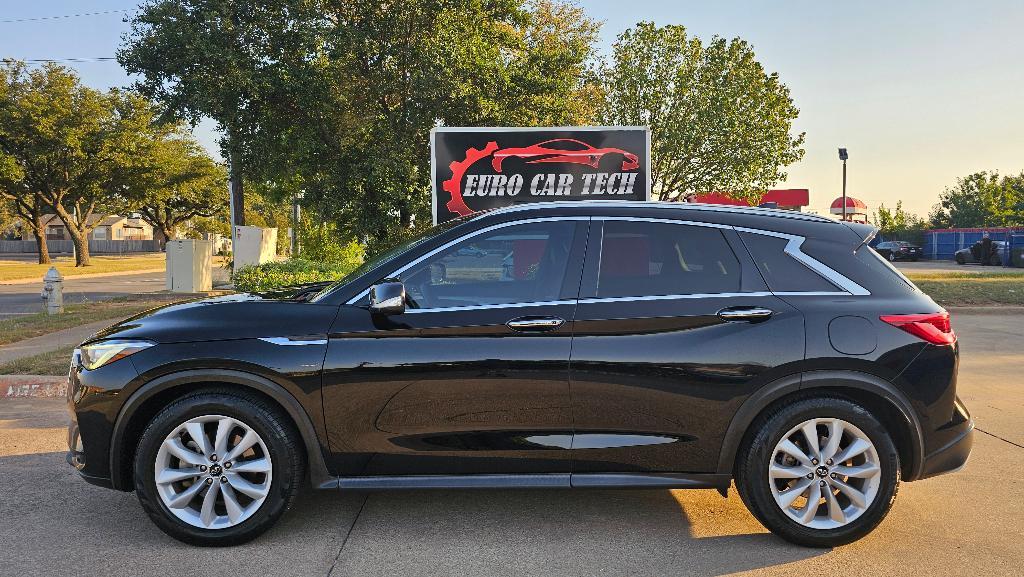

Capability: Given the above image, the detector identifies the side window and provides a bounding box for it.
[596,221,741,298]
[401,221,575,309]
[738,232,839,292]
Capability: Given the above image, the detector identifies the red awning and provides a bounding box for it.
[693,189,809,207]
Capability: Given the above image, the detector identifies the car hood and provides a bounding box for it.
[87,292,340,345]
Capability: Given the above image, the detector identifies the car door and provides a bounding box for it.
[321,218,589,477]
[568,218,806,475]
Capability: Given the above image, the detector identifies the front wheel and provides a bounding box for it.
[133,390,305,546]
[735,397,900,547]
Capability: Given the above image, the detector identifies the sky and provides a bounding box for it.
[2,1,1023,218]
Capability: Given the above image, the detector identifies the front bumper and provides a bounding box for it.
[66,352,139,488]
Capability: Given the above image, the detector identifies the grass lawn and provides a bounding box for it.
[0,294,192,347]
[0,344,77,376]
[0,253,165,282]
[905,270,1024,306]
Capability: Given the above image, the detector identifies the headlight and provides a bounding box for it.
[78,340,154,370]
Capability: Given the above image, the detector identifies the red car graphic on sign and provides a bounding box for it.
[491,138,640,172]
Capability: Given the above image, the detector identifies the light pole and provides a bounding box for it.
[838,148,849,221]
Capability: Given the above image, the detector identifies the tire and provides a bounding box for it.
[955,255,965,265]
[887,252,896,262]
[735,396,900,548]
[133,389,305,546]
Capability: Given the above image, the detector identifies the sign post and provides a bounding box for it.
[431,126,651,224]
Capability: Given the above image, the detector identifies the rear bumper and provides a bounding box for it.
[919,418,974,479]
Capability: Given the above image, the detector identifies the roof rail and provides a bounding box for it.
[489,200,837,223]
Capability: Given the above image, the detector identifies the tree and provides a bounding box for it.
[118,127,228,245]
[597,22,805,204]
[874,200,927,243]
[0,62,157,266]
[119,1,320,233]
[0,62,52,263]
[120,0,601,255]
[929,171,1024,228]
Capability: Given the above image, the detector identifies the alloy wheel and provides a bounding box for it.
[767,417,882,530]
[154,414,273,530]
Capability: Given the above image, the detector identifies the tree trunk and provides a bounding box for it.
[160,225,176,245]
[69,230,91,266]
[31,215,50,264]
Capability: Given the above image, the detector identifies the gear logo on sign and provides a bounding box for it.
[442,141,500,217]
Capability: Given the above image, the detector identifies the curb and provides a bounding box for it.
[0,267,166,286]
[1,375,67,399]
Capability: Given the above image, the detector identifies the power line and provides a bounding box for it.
[2,57,119,64]
[0,8,137,24]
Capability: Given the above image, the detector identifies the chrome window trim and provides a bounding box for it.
[258,337,329,346]
[578,291,775,304]
[346,217,589,304]
[398,291,853,314]
[346,214,869,307]
[733,226,870,296]
[403,299,575,314]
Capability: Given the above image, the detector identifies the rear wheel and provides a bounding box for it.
[887,252,896,262]
[735,397,900,547]
[955,254,966,265]
[134,390,304,546]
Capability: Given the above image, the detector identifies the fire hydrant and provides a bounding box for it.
[41,266,64,315]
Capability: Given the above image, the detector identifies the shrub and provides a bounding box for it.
[299,221,365,265]
[232,258,359,293]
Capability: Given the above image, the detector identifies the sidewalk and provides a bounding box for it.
[0,319,113,366]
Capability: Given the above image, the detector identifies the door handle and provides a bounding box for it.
[507,316,565,332]
[717,307,774,322]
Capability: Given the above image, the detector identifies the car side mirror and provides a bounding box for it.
[369,280,406,315]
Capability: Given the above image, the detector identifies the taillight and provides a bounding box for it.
[880,311,956,345]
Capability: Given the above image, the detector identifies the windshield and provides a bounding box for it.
[309,215,475,302]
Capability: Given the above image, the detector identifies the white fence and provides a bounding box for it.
[0,239,161,254]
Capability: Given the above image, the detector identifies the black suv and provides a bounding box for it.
[66,201,973,548]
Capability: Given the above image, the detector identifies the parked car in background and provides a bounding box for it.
[955,240,1005,265]
[66,201,972,548]
[873,241,922,262]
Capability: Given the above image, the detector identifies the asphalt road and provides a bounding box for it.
[0,271,167,318]
[0,312,1021,576]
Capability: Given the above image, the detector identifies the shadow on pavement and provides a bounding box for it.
[0,449,826,577]
[330,488,827,576]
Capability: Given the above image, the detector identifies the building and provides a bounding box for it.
[830,197,869,223]
[41,214,154,241]
[693,189,811,211]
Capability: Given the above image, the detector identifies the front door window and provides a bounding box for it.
[400,221,576,309]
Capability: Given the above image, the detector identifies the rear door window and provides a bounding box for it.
[595,221,741,298]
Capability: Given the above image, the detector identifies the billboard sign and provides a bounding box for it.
[431,126,650,224]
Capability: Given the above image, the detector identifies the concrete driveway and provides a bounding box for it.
[1,312,1021,576]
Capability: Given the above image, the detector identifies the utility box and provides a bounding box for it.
[233,226,278,269]
[166,239,213,293]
